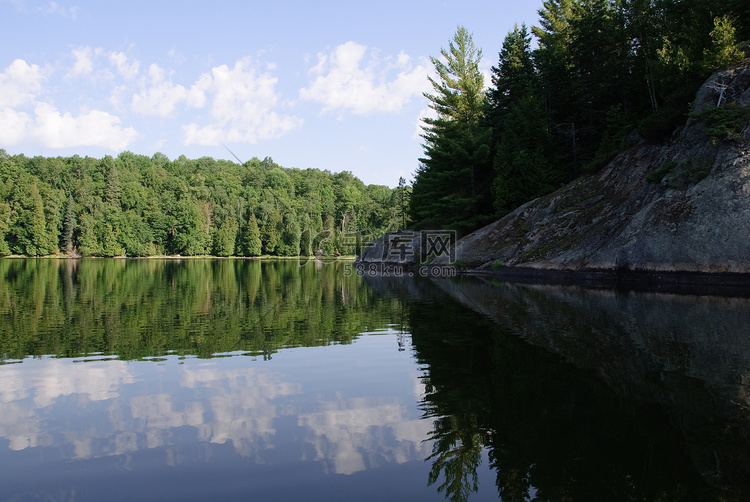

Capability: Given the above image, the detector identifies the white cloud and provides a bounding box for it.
[131,63,187,117]
[0,55,136,150]
[166,48,186,66]
[1,51,304,151]
[186,71,211,108]
[300,42,430,115]
[108,84,129,111]
[108,51,140,80]
[65,46,112,81]
[181,122,222,145]
[298,397,433,475]
[0,358,134,452]
[66,46,94,79]
[181,57,302,146]
[31,102,138,150]
[0,59,47,107]
[0,102,138,150]
[0,107,31,144]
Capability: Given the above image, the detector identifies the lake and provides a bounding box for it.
[1,259,749,501]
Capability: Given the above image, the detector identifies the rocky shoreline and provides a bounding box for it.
[464,266,750,296]
[360,60,750,292]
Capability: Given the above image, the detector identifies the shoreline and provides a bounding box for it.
[461,265,750,297]
[356,259,750,296]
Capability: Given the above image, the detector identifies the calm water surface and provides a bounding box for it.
[1,259,750,501]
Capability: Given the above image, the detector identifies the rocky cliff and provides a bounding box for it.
[433,60,750,281]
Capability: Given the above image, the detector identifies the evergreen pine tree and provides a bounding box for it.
[63,194,77,254]
[489,25,557,214]
[411,26,494,234]
[243,213,263,256]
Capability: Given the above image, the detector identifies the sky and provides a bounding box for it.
[0,0,544,187]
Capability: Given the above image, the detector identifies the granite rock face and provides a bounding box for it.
[443,60,750,275]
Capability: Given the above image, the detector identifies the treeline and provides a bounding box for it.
[412,0,750,234]
[0,150,409,257]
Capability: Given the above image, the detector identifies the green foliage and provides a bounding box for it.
[424,26,486,125]
[6,175,56,256]
[62,194,76,254]
[646,159,712,186]
[0,152,402,257]
[278,213,301,256]
[702,15,744,72]
[636,100,691,142]
[488,25,561,213]
[490,260,504,270]
[212,216,239,257]
[242,213,263,256]
[412,26,494,234]
[395,176,412,230]
[412,0,748,230]
[695,102,750,145]
[585,104,635,172]
[492,95,556,212]
[0,201,10,256]
[646,160,679,183]
[533,0,575,121]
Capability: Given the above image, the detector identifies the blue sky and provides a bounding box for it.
[1,0,543,187]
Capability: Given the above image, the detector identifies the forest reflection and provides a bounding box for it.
[0,259,432,501]
[0,258,404,360]
[369,274,750,502]
[2,259,750,501]
[411,300,698,501]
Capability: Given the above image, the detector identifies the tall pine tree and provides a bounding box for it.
[411,26,494,234]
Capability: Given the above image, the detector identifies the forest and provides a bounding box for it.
[0,150,409,257]
[412,0,750,234]
[2,0,748,256]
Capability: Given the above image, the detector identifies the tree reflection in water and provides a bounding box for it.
[407,294,747,502]
[426,413,486,501]
[3,259,750,501]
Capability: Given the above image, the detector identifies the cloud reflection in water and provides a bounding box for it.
[0,333,432,476]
